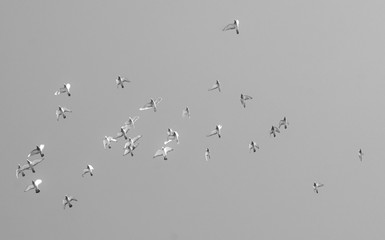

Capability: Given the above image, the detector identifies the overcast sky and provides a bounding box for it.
[2,0,385,239]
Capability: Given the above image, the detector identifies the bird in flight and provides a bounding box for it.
[116,76,130,88]
[124,116,140,129]
[103,136,117,149]
[164,128,179,145]
[56,106,72,121]
[278,117,289,129]
[249,141,259,153]
[205,148,210,161]
[17,158,45,178]
[123,135,142,156]
[139,97,162,112]
[63,195,78,209]
[208,80,221,92]
[222,19,240,34]
[153,147,174,160]
[24,179,42,193]
[313,182,324,194]
[28,144,45,158]
[82,165,94,177]
[270,126,280,137]
[54,83,71,96]
[207,125,222,138]
[182,107,191,118]
[358,149,363,162]
[116,126,129,140]
[240,94,253,108]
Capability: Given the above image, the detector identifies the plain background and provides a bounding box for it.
[2,0,385,239]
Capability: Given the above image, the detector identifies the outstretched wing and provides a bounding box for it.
[222,23,236,31]
[24,184,34,192]
[208,83,219,91]
[132,135,142,143]
[30,158,44,166]
[164,147,174,154]
[153,149,163,158]
[207,130,218,137]
[139,102,153,111]
[155,97,162,105]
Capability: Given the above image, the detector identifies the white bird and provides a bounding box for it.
[164,128,179,145]
[139,97,162,112]
[28,144,45,158]
[222,19,240,34]
[153,146,174,160]
[123,135,142,156]
[240,94,253,108]
[249,141,259,153]
[208,80,221,92]
[358,149,363,162]
[278,117,289,129]
[63,195,78,209]
[124,116,139,129]
[205,148,210,161]
[103,136,117,149]
[116,126,129,140]
[270,126,280,137]
[82,165,94,177]
[54,83,71,96]
[56,106,72,121]
[207,125,222,138]
[24,179,42,193]
[313,182,324,194]
[182,107,191,118]
[116,76,130,88]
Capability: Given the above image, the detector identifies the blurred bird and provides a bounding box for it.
[278,117,289,129]
[24,179,42,193]
[205,148,210,161]
[116,76,130,88]
[103,136,117,149]
[313,182,324,194]
[63,195,78,209]
[153,147,174,160]
[56,106,72,121]
[358,149,363,162]
[222,19,239,34]
[82,165,94,177]
[249,141,259,153]
[207,125,222,138]
[116,126,129,140]
[123,135,142,156]
[164,128,179,145]
[270,126,280,137]
[54,83,71,96]
[28,144,45,158]
[16,164,28,178]
[208,80,221,92]
[139,97,162,112]
[124,116,139,129]
[240,94,253,108]
[182,107,191,118]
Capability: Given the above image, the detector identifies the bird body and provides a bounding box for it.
[182,107,190,118]
[240,94,253,108]
[82,165,94,177]
[222,19,240,34]
[270,126,280,137]
[25,179,42,193]
[28,144,45,158]
[123,135,142,156]
[249,141,259,152]
[207,125,222,138]
[56,106,72,121]
[54,83,71,96]
[278,117,289,129]
[63,195,78,209]
[103,136,117,149]
[164,128,179,144]
[208,80,221,92]
[313,182,324,194]
[116,76,130,88]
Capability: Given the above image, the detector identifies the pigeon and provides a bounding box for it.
[205,148,210,161]
[16,164,28,178]
[139,97,162,112]
[313,182,324,194]
[182,107,190,118]
[82,165,94,177]
[164,128,179,145]
[24,179,42,193]
[249,141,259,152]
[116,126,129,140]
[116,76,130,88]
[240,94,253,108]
[124,116,139,129]
[208,80,221,92]
[54,83,71,96]
[358,149,363,162]
[28,144,45,158]
[207,125,222,138]
[26,158,44,173]
[17,159,45,178]
[278,117,289,129]
[56,106,72,121]
[153,147,174,160]
[123,135,142,156]
[103,136,117,149]
[222,19,240,34]
[63,195,78,209]
[270,126,280,137]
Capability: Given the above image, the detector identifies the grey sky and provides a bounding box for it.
[2,0,385,239]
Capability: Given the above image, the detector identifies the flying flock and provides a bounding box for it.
[16,19,364,208]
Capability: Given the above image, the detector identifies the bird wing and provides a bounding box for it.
[164,147,174,154]
[34,179,42,187]
[82,169,89,177]
[153,149,164,158]
[123,148,131,156]
[30,158,44,166]
[243,95,252,100]
[56,110,61,120]
[132,135,142,143]
[207,130,218,137]
[208,83,219,91]
[139,102,153,111]
[62,107,72,113]
[24,184,34,192]
[223,23,236,31]
[70,198,78,202]
[155,97,162,105]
